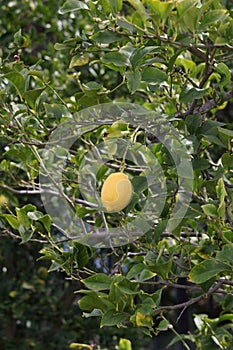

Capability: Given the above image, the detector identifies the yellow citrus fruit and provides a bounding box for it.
[101,172,132,212]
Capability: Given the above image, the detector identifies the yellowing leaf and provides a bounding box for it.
[135,312,153,327]
[69,54,89,68]
[119,338,132,350]
[0,195,9,206]
[69,343,92,349]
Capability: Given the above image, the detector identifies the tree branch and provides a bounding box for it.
[1,229,47,243]
[0,184,98,208]
[175,90,233,118]
[154,281,223,315]
[193,90,233,115]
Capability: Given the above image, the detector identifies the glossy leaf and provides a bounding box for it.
[100,309,129,327]
[24,87,45,109]
[119,338,132,350]
[125,70,141,93]
[201,204,218,218]
[69,54,89,68]
[4,71,25,99]
[102,52,128,66]
[180,86,209,103]
[91,30,124,43]
[81,273,112,291]
[59,0,88,14]
[189,259,230,284]
[142,67,168,83]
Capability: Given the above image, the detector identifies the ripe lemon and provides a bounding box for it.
[101,172,132,212]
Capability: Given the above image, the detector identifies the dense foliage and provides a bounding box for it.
[1,0,233,349]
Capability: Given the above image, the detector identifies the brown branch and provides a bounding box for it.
[1,229,47,243]
[154,280,223,315]
[175,90,233,118]
[1,228,79,245]
[0,184,98,208]
[217,278,233,287]
[193,90,233,115]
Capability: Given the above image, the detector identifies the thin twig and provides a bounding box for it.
[1,229,47,243]
[154,281,223,314]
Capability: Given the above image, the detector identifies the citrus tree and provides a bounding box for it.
[1,0,233,349]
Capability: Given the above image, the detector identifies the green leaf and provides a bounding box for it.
[201,120,226,136]
[125,70,141,94]
[116,278,138,295]
[43,103,72,119]
[117,18,139,34]
[130,46,158,68]
[76,205,96,218]
[98,0,112,14]
[222,153,233,170]
[127,263,146,280]
[147,0,173,21]
[27,211,43,221]
[186,114,202,134]
[176,57,196,75]
[78,292,112,311]
[216,62,231,87]
[54,42,71,50]
[139,288,163,308]
[82,309,102,318]
[218,127,233,138]
[216,244,233,266]
[102,52,128,66]
[182,6,199,32]
[4,71,25,100]
[199,277,216,293]
[39,247,59,260]
[19,227,34,243]
[28,70,44,80]
[109,0,122,13]
[149,260,173,280]
[119,338,132,350]
[81,273,112,291]
[24,87,45,109]
[216,178,226,203]
[216,178,227,220]
[189,259,230,284]
[100,309,129,327]
[177,0,197,17]
[38,214,51,232]
[201,204,218,218]
[83,81,104,91]
[73,242,89,268]
[13,29,26,47]
[127,0,148,20]
[59,0,88,14]
[91,30,124,43]
[16,204,36,228]
[1,214,19,230]
[142,67,168,83]
[168,334,195,348]
[192,158,210,171]
[157,318,171,331]
[180,86,209,104]
[200,9,227,29]
[131,176,148,192]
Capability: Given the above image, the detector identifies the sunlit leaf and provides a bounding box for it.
[59,0,88,14]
